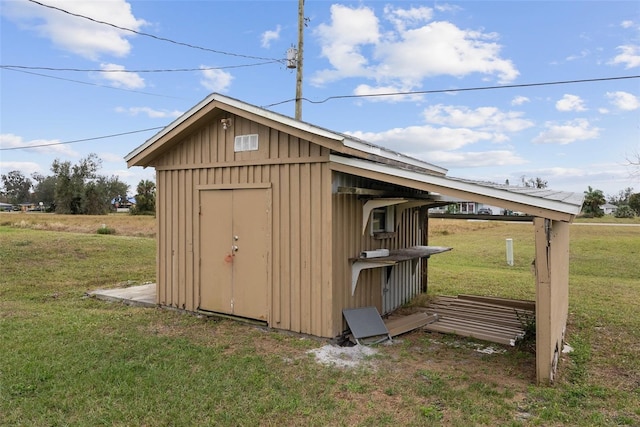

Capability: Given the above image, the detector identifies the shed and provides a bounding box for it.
[125,93,583,384]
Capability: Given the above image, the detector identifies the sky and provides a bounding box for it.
[1,0,639,198]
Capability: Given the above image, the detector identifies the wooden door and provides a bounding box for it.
[199,188,269,321]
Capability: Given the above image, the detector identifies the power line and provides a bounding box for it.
[2,67,188,99]
[0,127,164,151]
[27,0,283,63]
[5,75,638,152]
[1,62,281,73]
[263,75,640,108]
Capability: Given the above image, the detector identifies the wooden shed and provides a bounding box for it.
[125,93,583,384]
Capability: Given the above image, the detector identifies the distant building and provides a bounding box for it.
[600,203,618,215]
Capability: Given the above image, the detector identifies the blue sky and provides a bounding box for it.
[1,0,639,197]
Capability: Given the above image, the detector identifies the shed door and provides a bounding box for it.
[199,188,270,320]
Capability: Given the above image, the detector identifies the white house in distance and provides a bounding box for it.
[600,203,618,215]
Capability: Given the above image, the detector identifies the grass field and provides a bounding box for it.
[1,212,638,426]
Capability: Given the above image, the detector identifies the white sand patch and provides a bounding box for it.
[307,344,378,369]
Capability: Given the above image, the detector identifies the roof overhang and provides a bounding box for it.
[329,155,583,222]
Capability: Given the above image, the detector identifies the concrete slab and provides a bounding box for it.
[88,283,156,307]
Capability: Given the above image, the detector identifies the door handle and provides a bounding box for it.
[232,245,239,252]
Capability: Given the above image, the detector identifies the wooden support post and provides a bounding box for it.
[534,218,570,385]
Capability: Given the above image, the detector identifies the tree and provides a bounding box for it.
[131,179,156,215]
[627,147,639,177]
[582,186,606,217]
[521,176,548,189]
[607,187,634,206]
[51,154,101,214]
[103,176,129,205]
[629,193,640,216]
[31,173,57,210]
[91,175,129,214]
[1,170,32,205]
[614,205,635,218]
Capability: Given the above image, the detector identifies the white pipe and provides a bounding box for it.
[506,238,514,266]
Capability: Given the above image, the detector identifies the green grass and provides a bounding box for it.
[1,219,639,426]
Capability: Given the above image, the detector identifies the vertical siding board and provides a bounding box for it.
[279,132,289,158]
[271,164,281,326]
[194,172,203,311]
[279,164,291,330]
[185,169,194,311]
[218,121,226,163]
[160,170,167,305]
[321,163,333,337]
[300,163,312,334]
[171,171,179,307]
[309,162,322,336]
[290,136,300,158]
[177,170,185,308]
[269,129,279,159]
[164,171,173,306]
[289,163,301,332]
[157,171,166,305]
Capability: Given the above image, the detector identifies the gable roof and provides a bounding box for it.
[125,93,447,175]
[125,93,584,222]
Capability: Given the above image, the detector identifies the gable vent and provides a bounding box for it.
[234,134,259,152]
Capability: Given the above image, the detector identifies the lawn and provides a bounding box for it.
[1,213,638,426]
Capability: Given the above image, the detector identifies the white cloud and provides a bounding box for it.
[261,25,281,48]
[342,102,534,165]
[99,63,145,89]
[532,119,600,145]
[610,45,640,68]
[2,0,146,60]
[312,5,381,83]
[620,20,635,29]
[200,66,234,92]
[0,160,42,176]
[511,96,530,106]
[565,49,590,61]
[99,152,126,163]
[115,106,183,118]
[345,125,494,152]
[311,4,519,89]
[606,91,640,111]
[555,94,587,112]
[422,104,534,133]
[434,4,462,14]
[383,5,433,32]
[424,150,527,168]
[0,133,77,156]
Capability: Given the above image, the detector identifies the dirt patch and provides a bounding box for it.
[307,344,379,369]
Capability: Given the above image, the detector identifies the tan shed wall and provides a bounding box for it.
[534,218,570,384]
[331,172,426,336]
[152,114,334,337]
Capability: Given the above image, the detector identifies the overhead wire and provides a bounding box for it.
[2,67,189,99]
[0,127,165,151]
[0,62,282,73]
[26,0,284,63]
[262,75,640,108]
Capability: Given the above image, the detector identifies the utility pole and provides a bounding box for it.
[295,0,304,120]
